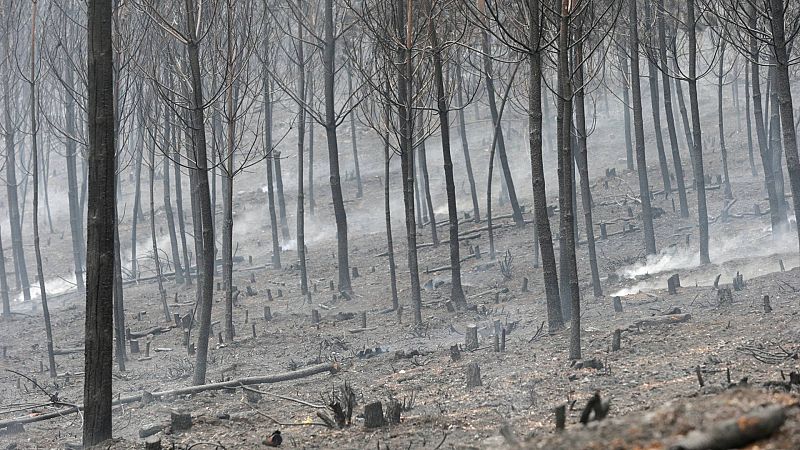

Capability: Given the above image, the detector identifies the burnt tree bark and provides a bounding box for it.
[323,0,352,294]
[629,0,657,256]
[528,0,563,332]
[642,1,672,196]
[263,67,281,269]
[454,49,480,222]
[84,0,115,442]
[687,0,710,264]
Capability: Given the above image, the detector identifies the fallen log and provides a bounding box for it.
[630,313,692,329]
[669,405,785,450]
[0,362,339,430]
[128,326,174,339]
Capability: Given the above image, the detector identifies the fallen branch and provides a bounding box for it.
[0,362,339,430]
[669,405,786,450]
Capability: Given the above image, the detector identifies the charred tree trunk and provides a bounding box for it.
[274,151,290,240]
[162,97,184,284]
[296,5,310,298]
[657,0,689,217]
[768,67,786,221]
[643,1,672,196]
[223,15,236,343]
[308,74,316,216]
[186,10,218,385]
[28,4,56,378]
[0,224,9,319]
[528,0,563,332]
[2,27,30,301]
[64,61,85,290]
[323,0,352,294]
[130,110,145,279]
[745,62,758,176]
[149,107,169,323]
[617,43,634,172]
[417,114,438,245]
[556,0,580,359]
[263,68,281,269]
[717,38,732,199]
[748,16,782,237]
[84,0,115,442]
[481,29,524,226]
[671,38,696,174]
[574,22,602,298]
[399,0,421,325]
[768,0,800,256]
[382,98,399,312]
[455,50,480,222]
[346,61,363,199]
[687,0,710,264]
[629,0,657,256]
[173,126,192,284]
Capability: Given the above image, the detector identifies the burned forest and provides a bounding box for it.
[4,0,800,448]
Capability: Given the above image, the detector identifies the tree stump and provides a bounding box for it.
[450,344,461,361]
[251,323,257,338]
[264,306,272,321]
[466,362,482,388]
[522,277,529,292]
[717,288,733,305]
[130,339,140,354]
[276,289,283,298]
[779,259,785,272]
[667,274,681,295]
[352,267,359,279]
[363,401,385,428]
[267,289,273,302]
[612,329,621,351]
[465,325,478,350]
[733,272,745,291]
[385,400,402,425]
[329,280,335,291]
[145,436,162,450]
[360,311,367,329]
[763,295,772,313]
[170,411,192,432]
[599,223,607,240]
[445,300,455,312]
[474,244,482,259]
[500,328,506,352]
[311,309,320,325]
[613,296,623,313]
[555,405,566,431]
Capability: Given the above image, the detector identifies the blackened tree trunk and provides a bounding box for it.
[748,17,782,236]
[3,27,30,301]
[130,110,145,279]
[717,38,732,199]
[399,0,421,324]
[263,68,281,269]
[657,0,689,217]
[186,4,218,386]
[274,151,290,240]
[223,12,236,342]
[417,114,438,245]
[528,0,563,333]
[617,43,634,172]
[346,62,363,199]
[28,3,56,379]
[173,130,192,284]
[64,61,86,290]
[0,223,9,319]
[671,38,696,173]
[162,100,184,284]
[629,0,657,256]
[745,63,758,177]
[84,0,115,442]
[296,3,310,298]
[308,74,316,216]
[455,50,480,222]
[768,68,786,217]
[149,109,169,323]
[481,30,524,226]
[573,23,602,298]
[556,0,580,360]
[382,100,399,311]
[687,0,710,264]
[769,0,800,255]
[323,0,352,294]
[643,1,672,195]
